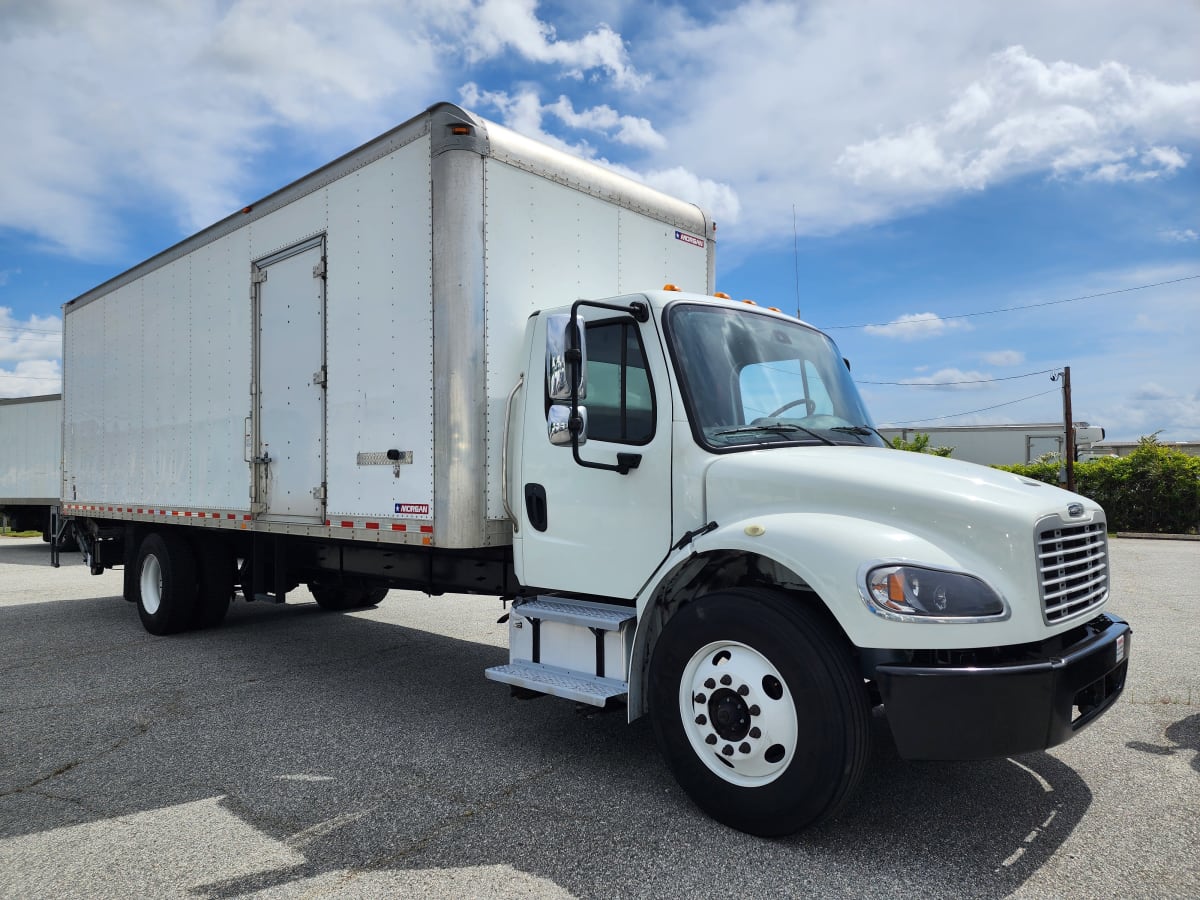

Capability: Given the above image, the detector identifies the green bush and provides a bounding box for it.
[996,435,1200,534]
[889,433,954,457]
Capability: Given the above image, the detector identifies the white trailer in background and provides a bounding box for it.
[878,422,1105,466]
[55,102,1129,837]
[0,394,61,539]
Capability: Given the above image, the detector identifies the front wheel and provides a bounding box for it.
[648,588,870,836]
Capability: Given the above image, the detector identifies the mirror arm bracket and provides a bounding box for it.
[564,296,651,476]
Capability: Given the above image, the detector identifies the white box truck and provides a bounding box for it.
[55,102,1130,836]
[1,394,61,540]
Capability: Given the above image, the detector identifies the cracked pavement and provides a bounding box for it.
[0,536,1197,899]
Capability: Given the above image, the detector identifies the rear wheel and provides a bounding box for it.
[192,538,234,629]
[649,588,870,836]
[135,531,198,635]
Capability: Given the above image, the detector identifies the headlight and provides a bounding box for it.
[863,565,1006,619]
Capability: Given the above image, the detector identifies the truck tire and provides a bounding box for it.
[192,538,234,629]
[135,531,199,635]
[648,588,870,836]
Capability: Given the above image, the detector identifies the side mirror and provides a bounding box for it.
[548,404,588,446]
[546,314,587,402]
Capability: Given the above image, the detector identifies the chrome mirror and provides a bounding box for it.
[546,313,587,402]
[548,403,587,446]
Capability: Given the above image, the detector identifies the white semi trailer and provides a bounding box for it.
[1,394,61,540]
[879,423,1107,466]
[55,103,1129,836]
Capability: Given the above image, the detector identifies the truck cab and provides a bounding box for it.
[494,288,1130,835]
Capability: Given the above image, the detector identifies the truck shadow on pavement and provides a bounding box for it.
[1127,712,1200,774]
[1,593,1096,899]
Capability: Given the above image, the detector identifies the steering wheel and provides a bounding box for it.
[768,398,816,417]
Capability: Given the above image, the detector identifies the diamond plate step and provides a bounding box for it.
[513,597,635,631]
[485,662,628,707]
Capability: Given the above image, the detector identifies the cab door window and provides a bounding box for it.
[584,320,655,444]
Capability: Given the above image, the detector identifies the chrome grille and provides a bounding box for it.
[1037,519,1109,623]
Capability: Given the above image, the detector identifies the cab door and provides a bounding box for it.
[515,306,673,599]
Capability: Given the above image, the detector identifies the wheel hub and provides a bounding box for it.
[680,640,799,787]
[709,689,751,741]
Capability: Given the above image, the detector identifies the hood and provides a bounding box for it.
[703,446,1100,567]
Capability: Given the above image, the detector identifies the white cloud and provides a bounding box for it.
[0,308,61,366]
[545,96,666,149]
[983,350,1026,366]
[465,0,645,88]
[1159,228,1199,243]
[0,1,646,260]
[635,2,1200,245]
[459,84,741,223]
[0,359,61,398]
[864,312,970,341]
[837,46,1198,194]
[1103,382,1200,441]
[896,368,996,391]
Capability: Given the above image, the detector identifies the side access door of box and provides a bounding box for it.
[251,236,327,523]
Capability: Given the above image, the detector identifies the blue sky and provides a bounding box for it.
[1,0,1197,441]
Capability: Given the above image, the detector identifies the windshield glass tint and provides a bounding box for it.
[665,304,884,450]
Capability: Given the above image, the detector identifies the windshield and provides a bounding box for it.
[664,303,885,451]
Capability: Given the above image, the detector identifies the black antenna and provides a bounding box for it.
[792,204,801,318]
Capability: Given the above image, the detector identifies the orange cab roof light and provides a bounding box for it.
[741,299,757,306]
[713,291,731,299]
[663,283,681,291]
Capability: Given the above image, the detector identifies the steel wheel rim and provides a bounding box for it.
[678,640,798,787]
[140,554,163,616]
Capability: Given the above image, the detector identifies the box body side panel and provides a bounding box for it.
[326,139,434,521]
[0,397,62,503]
[64,135,436,526]
[481,159,711,521]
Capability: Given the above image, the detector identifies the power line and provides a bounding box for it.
[885,387,1060,425]
[858,366,1059,386]
[826,274,1200,330]
[0,324,61,336]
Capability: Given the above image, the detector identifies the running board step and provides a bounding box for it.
[485,662,628,707]
[511,597,634,630]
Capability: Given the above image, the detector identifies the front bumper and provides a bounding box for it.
[875,613,1130,760]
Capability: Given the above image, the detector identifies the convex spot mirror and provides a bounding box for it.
[548,404,588,446]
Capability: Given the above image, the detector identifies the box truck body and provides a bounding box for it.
[879,423,1106,466]
[55,103,1129,837]
[0,394,61,538]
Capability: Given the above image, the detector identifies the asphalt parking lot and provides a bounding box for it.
[1,535,1196,899]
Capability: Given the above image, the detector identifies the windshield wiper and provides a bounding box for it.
[829,425,887,443]
[714,424,835,446]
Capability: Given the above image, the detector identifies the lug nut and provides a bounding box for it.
[739,742,751,754]
[749,727,761,739]
[749,705,761,716]
[737,684,749,696]
[704,678,716,689]
[722,744,734,756]
[705,734,717,745]
[695,715,707,725]
[720,675,732,686]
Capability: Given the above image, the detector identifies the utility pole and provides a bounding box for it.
[1053,367,1076,492]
